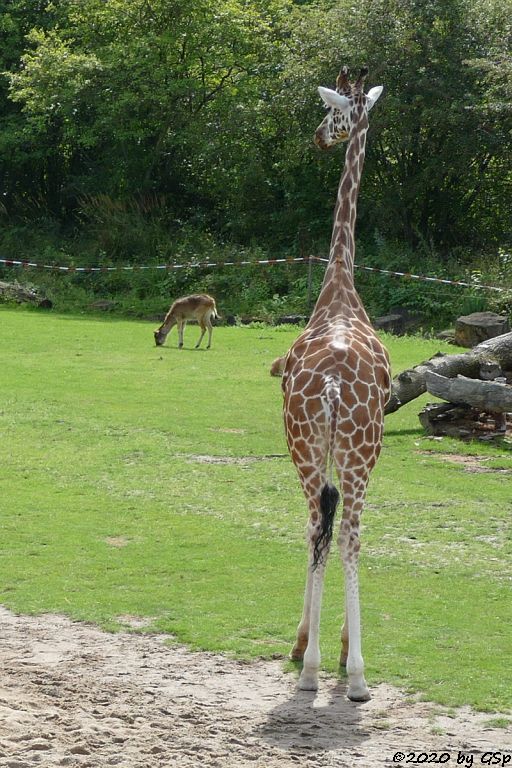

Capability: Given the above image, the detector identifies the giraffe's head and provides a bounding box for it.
[314,67,383,150]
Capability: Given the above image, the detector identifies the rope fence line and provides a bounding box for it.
[314,257,508,293]
[0,255,509,293]
[0,256,309,272]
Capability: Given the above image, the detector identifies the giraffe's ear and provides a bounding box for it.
[366,85,383,111]
[318,86,350,111]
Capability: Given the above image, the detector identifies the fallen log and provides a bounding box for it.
[385,331,512,414]
[425,371,512,412]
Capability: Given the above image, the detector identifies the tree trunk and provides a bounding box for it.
[454,312,510,348]
[385,331,512,414]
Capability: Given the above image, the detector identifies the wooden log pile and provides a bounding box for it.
[386,330,512,439]
[419,371,511,439]
[418,402,510,439]
[385,331,512,414]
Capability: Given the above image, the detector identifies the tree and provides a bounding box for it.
[1,0,510,264]
[0,1,60,212]
[269,0,511,254]
[5,0,289,222]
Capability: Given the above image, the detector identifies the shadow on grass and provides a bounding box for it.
[56,312,137,325]
[384,428,424,437]
[155,345,212,353]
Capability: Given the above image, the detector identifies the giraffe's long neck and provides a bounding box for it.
[310,111,369,326]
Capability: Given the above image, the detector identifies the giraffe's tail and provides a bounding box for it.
[312,379,342,569]
[313,482,340,569]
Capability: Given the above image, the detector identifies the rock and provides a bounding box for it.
[88,299,117,312]
[436,329,456,343]
[373,314,405,334]
[390,306,424,333]
[374,307,424,335]
[275,315,308,326]
[454,312,510,348]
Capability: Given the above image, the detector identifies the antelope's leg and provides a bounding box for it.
[177,320,186,348]
[195,321,207,348]
[205,313,213,348]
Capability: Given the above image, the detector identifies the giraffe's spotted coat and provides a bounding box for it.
[282,68,390,700]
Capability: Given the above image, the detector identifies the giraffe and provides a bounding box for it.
[281,66,390,701]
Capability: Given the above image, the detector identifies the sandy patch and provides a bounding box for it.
[208,428,246,435]
[104,537,131,549]
[186,454,286,465]
[418,451,512,474]
[0,607,510,767]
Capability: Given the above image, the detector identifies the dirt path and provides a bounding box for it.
[0,607,510,767]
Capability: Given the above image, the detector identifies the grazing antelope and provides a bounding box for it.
[154,294,218,349]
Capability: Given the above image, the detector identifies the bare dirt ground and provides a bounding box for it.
[0,606,510,768]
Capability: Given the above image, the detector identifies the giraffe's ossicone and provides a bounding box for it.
[282,67,390,701]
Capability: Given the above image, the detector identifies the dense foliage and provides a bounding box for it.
[0,0,510,323]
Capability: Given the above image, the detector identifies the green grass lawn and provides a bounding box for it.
[1,307,511,711]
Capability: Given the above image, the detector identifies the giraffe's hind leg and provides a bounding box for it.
[284,388,335,690]
[288,457,338,691]
[298,482,340,691]
[290,631,308,661]
[337,465,371,701]
[290,516,316,664]
[290,478,321,664]
[339,607,349,668]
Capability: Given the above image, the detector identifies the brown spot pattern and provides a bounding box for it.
[283,69,390,696]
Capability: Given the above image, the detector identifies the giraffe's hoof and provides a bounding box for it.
[347,685,371,702]
[298,672,319,691]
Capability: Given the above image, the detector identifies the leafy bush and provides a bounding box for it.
[1,221,510,332]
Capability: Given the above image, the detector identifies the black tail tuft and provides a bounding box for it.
[313,483,340,569]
